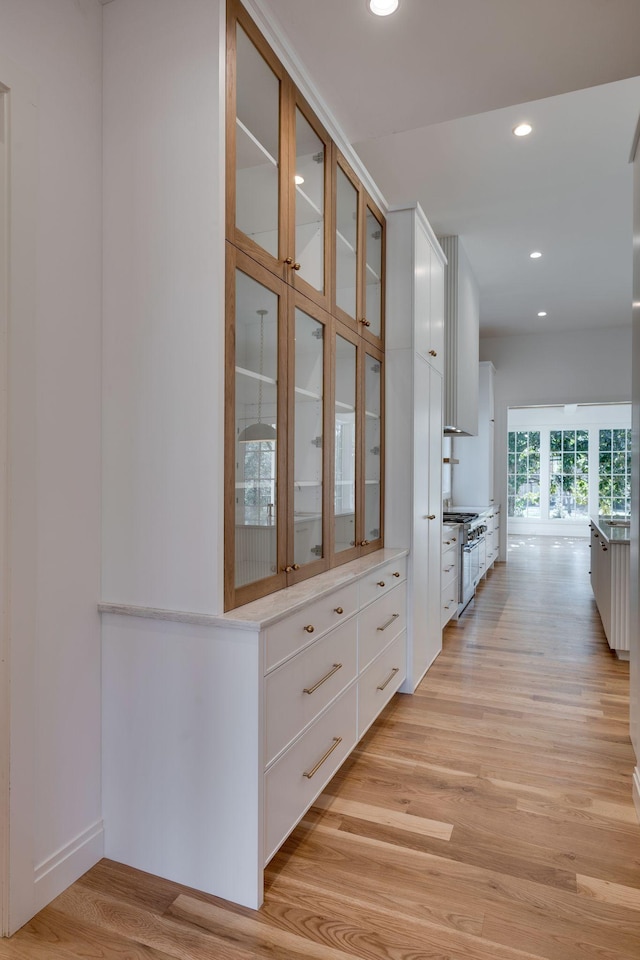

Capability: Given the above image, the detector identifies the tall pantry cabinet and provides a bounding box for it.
[386,203,446,691]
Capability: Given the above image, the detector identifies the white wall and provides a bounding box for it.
[480,326,632,558]
[0,0,103,932]
[630,116,640,817]
[102,0,226,614]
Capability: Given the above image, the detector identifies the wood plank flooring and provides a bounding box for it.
[2,534,639,959]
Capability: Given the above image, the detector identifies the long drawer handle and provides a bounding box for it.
[377,613,400,632]
[303,663,343,695]
[377,667,400,691]
[303,736,342,779]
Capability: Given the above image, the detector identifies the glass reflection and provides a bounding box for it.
[235,25,280,257]
[295,109,324,292]
[234,270,278,588]
[364,354,381,541]
[293,309,324,566]
[365,206,383,337]
[335,335,356,552]
[335,167,358,318]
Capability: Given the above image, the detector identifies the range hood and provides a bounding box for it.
[438,236,479,436]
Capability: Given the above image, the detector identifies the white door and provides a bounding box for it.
[411,356,430,686]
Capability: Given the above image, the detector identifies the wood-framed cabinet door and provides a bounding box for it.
[331,321,360,566]
[226,0,289,280]
[288,92,333,311]
[225,245,289,610]
[333,150,361,335]
[360,195,386,348]
[285,293,332,585]
[360,344,384,553]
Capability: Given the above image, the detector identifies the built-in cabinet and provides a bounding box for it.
[102,549,407,911]
[590,517,630,658]
[441,523,460,627]
[453,361,495,506]
[439,235,479,436]
[225,0,386,610]
[386,203,446,691]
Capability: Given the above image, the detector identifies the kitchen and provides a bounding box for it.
[1,0,640,954]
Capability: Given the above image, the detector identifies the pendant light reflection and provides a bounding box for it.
[238,308,277,443]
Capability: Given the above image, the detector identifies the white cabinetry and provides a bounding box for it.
[386,203,446,691]
[441,523,460,627]
[453,361,495,507]
[101,549,407,912]
[590,518,629,657]
[439,235,479,436]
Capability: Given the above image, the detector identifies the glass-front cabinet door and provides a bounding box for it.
[363,349,384,548]
[334,156,359,327]
[333,328,358,561]
[362,200,385,344]
[290,98,331,308]
[288,300,330,581]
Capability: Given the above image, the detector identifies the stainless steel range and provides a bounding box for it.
[443,511,487,612]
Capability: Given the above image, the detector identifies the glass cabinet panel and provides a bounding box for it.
[234,270,279,588]
[364,352,382,543]
[235,24,280,258]
[335,165,358,319]
[364,204,383,338]
[293,308,325,567]
[334,334,357,552]
[294,109,325,293]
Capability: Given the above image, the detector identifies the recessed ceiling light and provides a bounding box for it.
[538,311,547,317]
[368,0,399,16]
[530,251,542,259]
[294,174,305,185]
[513,123,533,137]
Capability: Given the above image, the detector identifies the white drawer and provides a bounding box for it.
[358,630,406,737]
[442,549,457,590]
[264,684,357,863]
[264,618,357,766]
[442,526,460,550]
[441,581,458,628]
[358,582,406,671]
[264,582,358,672]
[359,556,407,609]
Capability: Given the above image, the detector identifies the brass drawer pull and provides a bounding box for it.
[334,606,344,615]
[303,663,342,695]
[377,667,400,691]
[304,624,315,634]
[377,613,400,632]
[392,571,400,578]
[377,580,385,587]
[303,736,342,779]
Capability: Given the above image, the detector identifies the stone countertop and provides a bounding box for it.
[590,515,630,544]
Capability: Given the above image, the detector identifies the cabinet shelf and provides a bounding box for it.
[236,365,277,386]
[294,385,322,400]
[236,117,277,168]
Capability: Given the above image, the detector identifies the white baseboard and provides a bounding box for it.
[633,768,640,825]
[33,819,103,913]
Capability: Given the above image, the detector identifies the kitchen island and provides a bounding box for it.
[589,515,630,659]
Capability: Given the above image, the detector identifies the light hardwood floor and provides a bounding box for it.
[2,534,639,959]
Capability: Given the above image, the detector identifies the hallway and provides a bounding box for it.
[1,536,639,959]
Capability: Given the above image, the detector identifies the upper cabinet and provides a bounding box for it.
[225,0,386,609]
[438,235,479,436]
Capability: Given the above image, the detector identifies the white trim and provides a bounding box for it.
[33,821,104,914]
[0,80,9,940]
[633,767,640,823]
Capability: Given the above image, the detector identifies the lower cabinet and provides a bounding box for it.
[441,523,459,627]
[101,548,407,913]
[590,520,629,657]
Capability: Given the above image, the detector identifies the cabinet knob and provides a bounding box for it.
[452,537,457,542]
[284,256,293,265]
[293,262,301,271]
[444,539,451,545]
[361,539,370,546]
[602,545,608,551]
[429,349,437,357]
[425,514,436,520]
[292,563,301,570]
[304,624,315,633]
[334,607,344,615]
[377,581,385,588]
[359,318,371,328]
[283,565,293,573]
[393,571,400,578]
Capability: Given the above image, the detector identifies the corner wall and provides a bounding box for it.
[480,325,632,559]
[0,0,103,932]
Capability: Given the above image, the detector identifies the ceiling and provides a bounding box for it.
[259,0,640,337]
